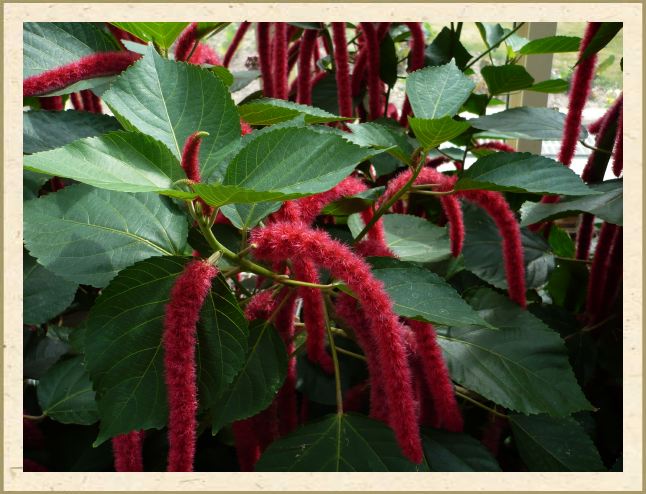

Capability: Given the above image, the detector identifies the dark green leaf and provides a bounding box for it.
[24,253,78,325]
[481,65,534,95]
[23,328,70,379]
[462,202,555,290]
[548,226,575,258]
[381,214,452,263]
[111,22,189,50]
[519,36,582,55]
[422,428,501,471]
[456,152,594,196]
[321,187,384,216]
[379,34,398,87]
[546,260,589,312]
[471,107,588,141]
[406,60,475,119]
[256,413,425,471]
[476,23,505,49]
[408,116,471,150]
[23,170,49,201]
[527,79,569,93]
[211,319,287,433]
[37,356,98,425]
[23,110,121,154]
[578,23,622,64]
[238,98,350,126]
[520,179,622,226]
[210,65,234,86]
[230,70,261,92]
[24,184,188,287]
[425,27,473,70]
[509,414,605,471]
[311,71,340,114]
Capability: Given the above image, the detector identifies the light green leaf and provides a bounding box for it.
[37,356,99,425]
[102,45,240,180]
[481,65,534,95]
[23,170,49,200]
[256,413,425,471]
[382,214,452,263]
[527,79,569,93]
[476,23,505,49]
[23,110,122,154]
[346,122,411,164]
[422,428,501,471]
[509,414,605,471]
[519,36,582,55]
[406,60,476,119]
[456,152,594,196]
[210,65,234,87]
[219,202,283,230]
[111,22,189,50]
[408,116,471,150]
[238,98,351,126]
[24,184,188,287]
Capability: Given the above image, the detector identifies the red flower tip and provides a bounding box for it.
[240,120,253,135]
[244,290,276,321]
[181,131,209,183]
[612,105,623,177]
[112,431,145,471]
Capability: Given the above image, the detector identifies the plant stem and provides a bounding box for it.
[454,389,507,418]
[23,413,45,421]
[322,294,343,415]
[465,22,525,70]
[409,187,455,196]
[579,139,612,155]
[335,346,367,361]
[353,147,424,243]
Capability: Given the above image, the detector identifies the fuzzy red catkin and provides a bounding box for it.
[557,22,602,168]
[224,21,251,68]
[584,222,619,324]
[272,22,289,100]
[407,319,463,432]
[481,416,507,457]
[575,213,595,260]
[163,259,218,472]
[459,189,527,308]
[601,226,623,312]
[38,96,64,111]
[398,22,426,127]
[292,257,334,374]
[70,92,84,111]
[343,381,369,413]
[180,131,207,182]
[360,22,382,120]
[24,51,141,97]
[587,113,606,135]
[296,29,318,105]
[231,419,261,471]
[112,431,145,472]
[189,43,222,66]
[174,22,199,62]
[251,223,423,463]
[257,23,275,98]
[581,94,623,183]
[332,22,353,118]
[612,104,623,177]
[80,90,99,113]
[244,290,276,321]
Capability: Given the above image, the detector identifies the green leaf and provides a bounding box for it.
[471,107,588,141]
[438,287,593,416]
[320,187,384,216]
[85,257,248,445]
[548,226,575,258]
[220,202,283,230]
[24,184,188,287]
[381,214,451,263]
[578,23,622,64]
[23,110,122,154]
[23,328,71,379]
[481,65,534,95]
[102,45,240,180]
[422,428,501,471]
[37,356,99,425]
[520,179,622,227]
[476,23,505,49]
[256,413,425,471]
[24,253,78,325]
[368,258,493,329]
[230,70,261,92]
[211,319,287,433]
[527,79,569,93]
[509,414,605,471]
[462,202,555,290]
[111,22,190,50]
[456,152,594,196]
[24,22,119,79]
[210,65,234,87]
[406,60,476,119]
[408,116,471,150]
[346,122,411,164]
[519,36,582,54]
[238,98,350,126]
[23,131,189,196]
[379,33,398,87]
[425,27,473,70]
[23,170,49,201]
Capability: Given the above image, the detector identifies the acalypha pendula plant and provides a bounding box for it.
[22,20,623,474]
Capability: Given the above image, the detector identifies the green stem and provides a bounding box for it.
[579,139,612,155]
[23,413,45,421]
[335,346,366,362]
[465,22,525,70]
[322,294,343,415]
[409,187,456,197]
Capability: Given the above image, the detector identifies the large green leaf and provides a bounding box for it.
[438,287,593,416]
[509,414,605,471]
[255,413,425,471]
[238,98,350,126]
[406,60,475,119]
[476,23,505,49]
[23,170,49,201]
[346,122,412,165]
[527,79,569,93]
[110,22,189,50]
[23,110,122,154]
[85,256,248,445]
[24,253,78,325]
[470,107,588,141]
[425,28,473,70]
[23,22,119,79]
[408,116,471,150]
[519,36,582,55]
[368,258,493,329]
[23,131,189,196]
[24,185,188,287]
[421,428,501,471]
[456,152,594,196]
[481,65,534,95]
[461,202,555,290]
[23,328,70,379]
[381,214,451,263]
[521,179,623,227]
[211,319,287,433]
[37,356,99,425]
[102,45,240,180]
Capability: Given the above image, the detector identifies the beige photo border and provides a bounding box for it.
[3,2,643,492]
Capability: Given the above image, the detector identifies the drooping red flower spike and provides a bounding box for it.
[582,93,623,183]
[112,431,144,471]
[80,90,102,114]
[584,222,619,324]
[23,51,141,97]
[257,23,275,98]
[557,22,602,168]
[231,419,261,471]
[399,22,426,126]
[244,290,276,321]
[331,22,353,118]
[601,226,623,315]
[343,381,369,413]
[38,96,64,111]
[174,22,200,62]
[296,29,318,105]
[481,416,507,457]
[575,213,595,260]
[587,113,606,135]
[163,259,219,471]
[70,92,84,111]
[189,43,222,66]
[360,22,382,120]
[251,223,424,463]
[224,21,251,68]
[612,104,623,177]
[273,22,289,100]
[180,131,209,183]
